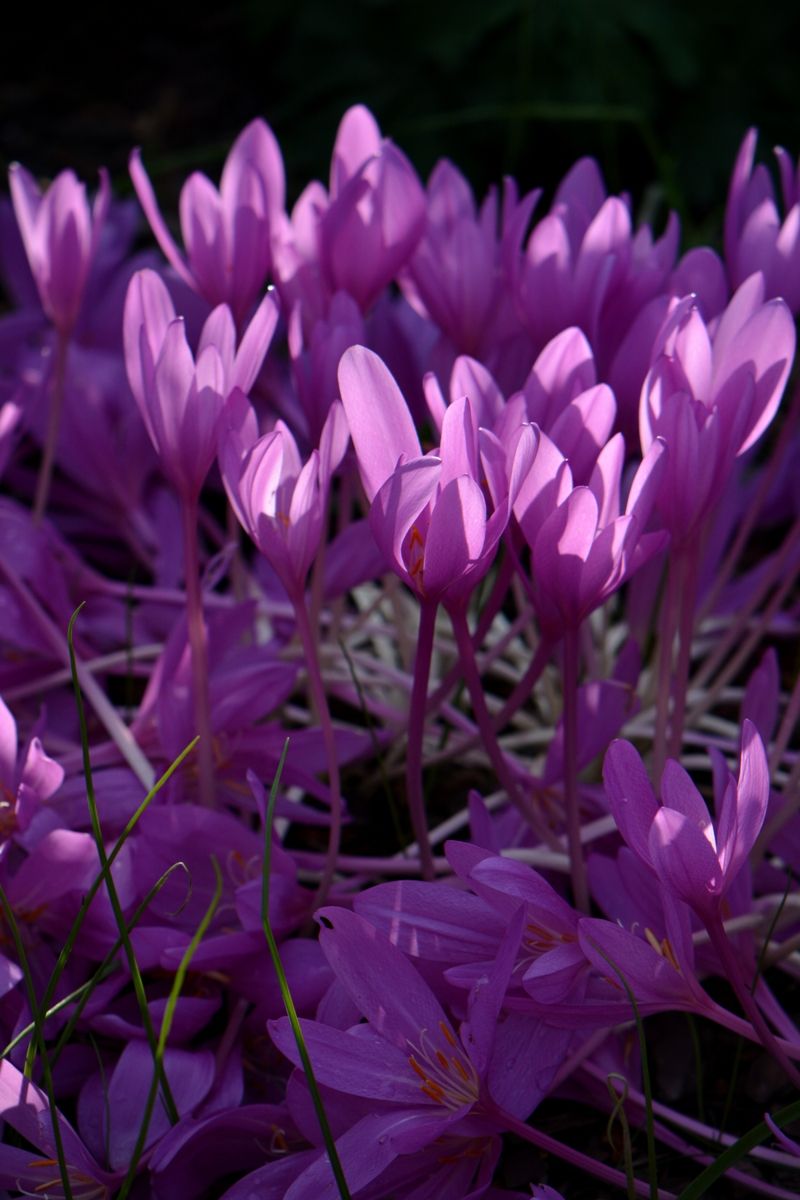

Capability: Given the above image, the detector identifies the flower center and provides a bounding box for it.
[24,1159,110,1199]
[407,1020,479,1110]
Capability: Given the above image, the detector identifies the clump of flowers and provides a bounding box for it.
[0,112,796,1199]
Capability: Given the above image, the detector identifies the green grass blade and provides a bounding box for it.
[116,856,223,1200]
[606,1073,636,1200]
[260,741,352,1200]
[25,715,197,1077]
[0,881,74,1200]
[587,939,659,1200]
[678,1097,800,1200]
[49,863,190,1067]
[67,604,180,1124]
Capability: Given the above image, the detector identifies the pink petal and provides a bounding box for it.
[338,345,421,501]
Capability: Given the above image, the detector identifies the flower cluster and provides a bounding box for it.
[0,113,796,1198]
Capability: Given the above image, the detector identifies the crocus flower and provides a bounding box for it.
[725,128,800,311]
[400,161,535,370]
[8,163,110,335]
[267,907,564,1199]
[0,693,63,849]
[123,268,279,501]
[603,719,769,923]
[130,119,285,325]
[273,106,426,321]
[639,276,795,543]
[338,345,523,608]
[220,392,348,601]
[514,429,668,638]
[509,156,678,370]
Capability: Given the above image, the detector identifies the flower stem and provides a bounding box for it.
[181,494,214,807]
[487,1102,676,1199]
[562,626,589,912]
[653,555,681,784]
[33,329,68,524]
[293,594,343,905]
[667,547,699,761]
[406,601,438,880]
[707,914,800,1089]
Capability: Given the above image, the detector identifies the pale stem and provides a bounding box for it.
[181,495,215,807]
[700,384,800,621]
[405,601,438,880]
[33,328,69,524]
[487,1102,677,1199]
[449,605,538,828]
[292,595,342,905]
[769,665,800,779]
[653,555,682,784]
[707,914,800,1089]
[0,558,154,788]
[666,546,699,761]
[690,516,800,695]
[562,625,589,913]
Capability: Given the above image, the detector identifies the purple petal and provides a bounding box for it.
[129,148,194,287]
[602,739,658,867]
[315,908,453,1051]
[649,807,722,911]
[338,345,421,501]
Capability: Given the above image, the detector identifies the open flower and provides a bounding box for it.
[603,719,769,922]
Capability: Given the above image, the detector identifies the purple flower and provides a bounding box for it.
[273,106,426,320]
[640,277,795,543]
[130,119,285,324]
[603,719,769,922]
[725,128,800,311]
[220,394,347,601]
[8,164,111,336]
[339,345,520,607]
[123,268,278,501]
[266,907,562,1199]
[514,429,668,638]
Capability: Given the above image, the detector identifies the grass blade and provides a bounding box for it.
[259,741,352,1200]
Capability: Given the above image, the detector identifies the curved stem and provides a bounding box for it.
[293,596,343,905]
[707,914,800,1089]
[699,383,800,621]
[181,495,214,807]
[667,547,699,761]
[33,328,69,524]
[486,1101,676,1199]
[653,555,681,785]
[406,602,438,880]
[449,605,535,824]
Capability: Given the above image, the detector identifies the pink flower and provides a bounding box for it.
[725,128,800,311]
[8,163,110,334]
[123,268,278,501]
[130,119,284,325]
[603,719,769,922]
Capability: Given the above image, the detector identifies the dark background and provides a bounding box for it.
[3,1,800,250]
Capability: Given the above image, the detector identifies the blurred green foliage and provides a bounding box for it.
[3,0,800,242]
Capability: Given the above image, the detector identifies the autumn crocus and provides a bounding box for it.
[604,723,800,1087]
[123,268,279,806]
[273,105,426,324]
[725,128,800,311]
[9,163,111,521]
[640,274,795,770]
[221,396,348,900]
[130,119,285,327]
[512,426,667,911]
[338,344,530,874]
